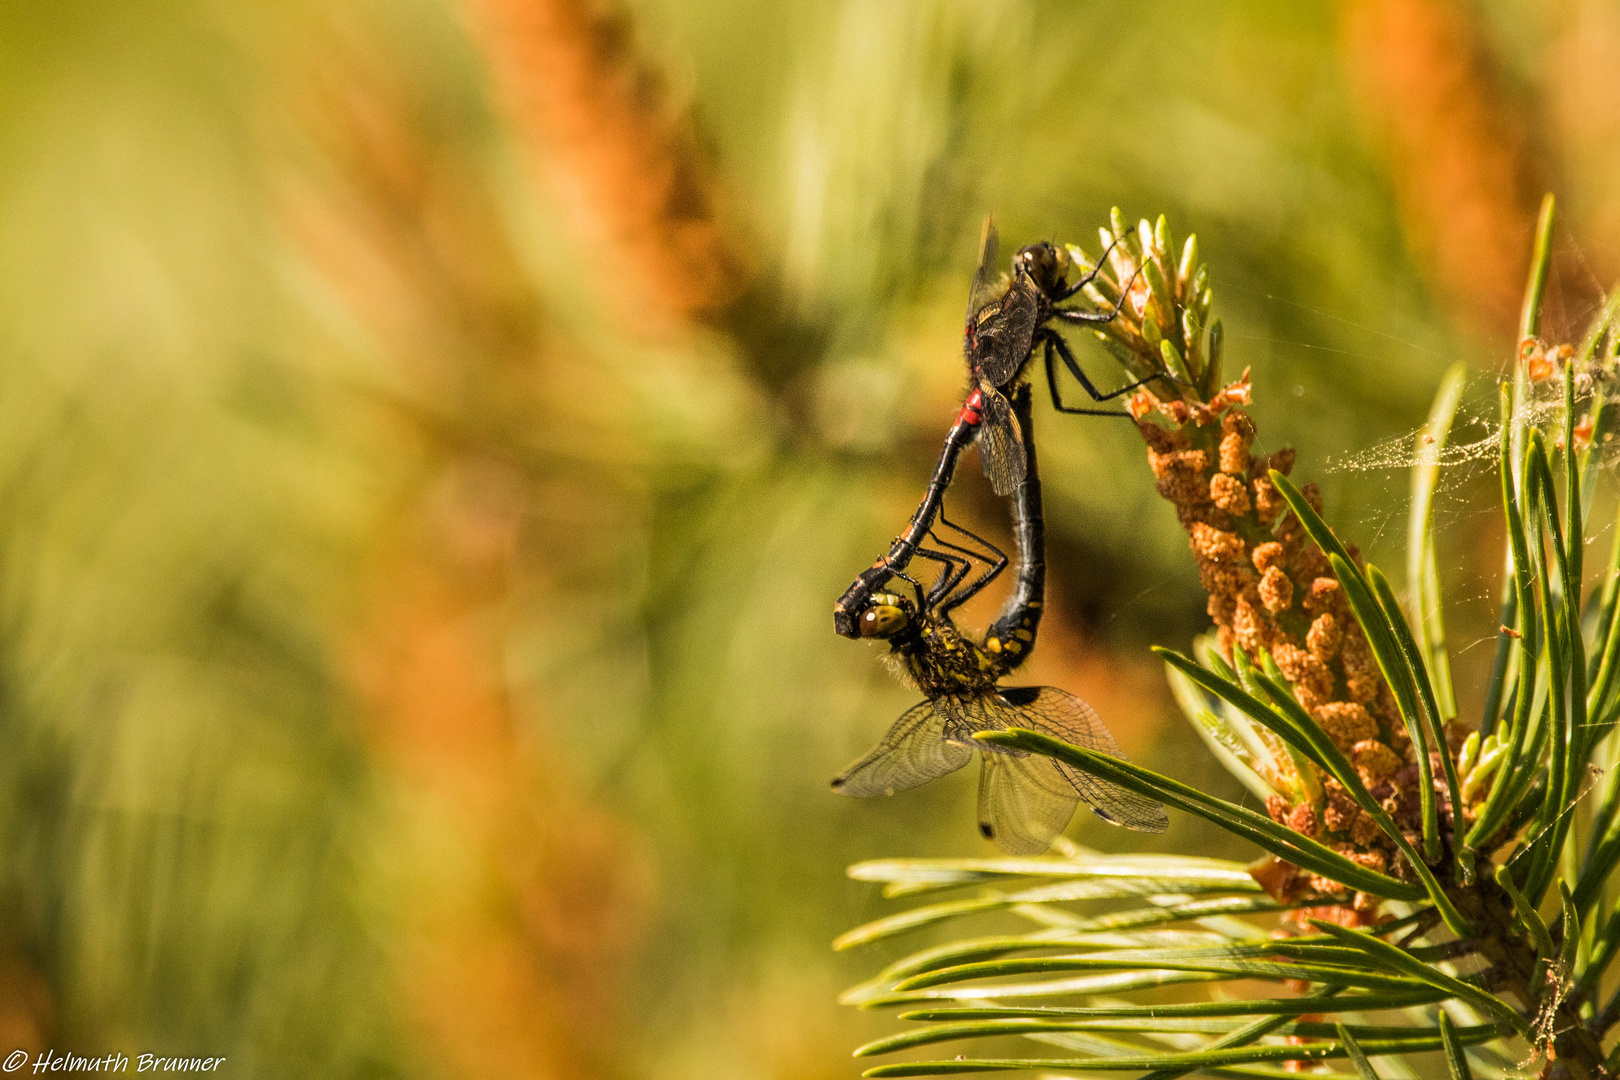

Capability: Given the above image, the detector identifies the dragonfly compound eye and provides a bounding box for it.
[858,603,910,638]
[1016,243,1061,289]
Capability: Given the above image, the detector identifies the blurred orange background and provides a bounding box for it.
[0,0,1613,1077]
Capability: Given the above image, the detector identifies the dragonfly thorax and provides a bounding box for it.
[890,616,998,699]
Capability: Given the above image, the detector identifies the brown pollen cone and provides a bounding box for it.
[1131,382,1428,910]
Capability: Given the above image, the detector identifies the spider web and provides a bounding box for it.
[1329,375,1614,477]
[1323,367,1620,639]
[1211,264,1615,658]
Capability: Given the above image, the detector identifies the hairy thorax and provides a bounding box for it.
[890,618,999,698]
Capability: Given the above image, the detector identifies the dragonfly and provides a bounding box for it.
[832,383,1168,852]
[963,216,1168,496]
[833,218,1162,630]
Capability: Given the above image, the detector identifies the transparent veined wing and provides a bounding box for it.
[975,751,1078,855]
[988,686,1170,833]
[975,386,1026,497]
[968,273,1042,387]
[831,700,973,797]
[965,214,1003,323]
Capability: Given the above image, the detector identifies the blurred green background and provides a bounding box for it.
[0,0,1613,1076]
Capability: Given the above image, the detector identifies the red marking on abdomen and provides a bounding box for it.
[957,388,984,426]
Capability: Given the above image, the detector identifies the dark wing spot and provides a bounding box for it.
[979,822,995,839]
[998,686,1041,707]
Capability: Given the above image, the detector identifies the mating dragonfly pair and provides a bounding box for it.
[830,219,1170,853]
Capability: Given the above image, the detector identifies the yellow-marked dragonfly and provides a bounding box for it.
[833,383,1167,852]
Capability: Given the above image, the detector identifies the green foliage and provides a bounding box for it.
[838,204,1620,1078]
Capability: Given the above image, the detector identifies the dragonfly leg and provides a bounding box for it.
[1053,254,1142,324]
[934,505,1008,616]
[1053,233,1122,302]
[1040,332,1130,416]
[1042,329,1198,415]
[890,567,928,611]
[910,544,970,611]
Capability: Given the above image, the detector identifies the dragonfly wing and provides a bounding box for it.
[976,751,1077,855]
[832,700,973,797]
[975,387,1026,497]
[966,214,1002,322]
[970,274,1042,387]
[990,686,1170,833]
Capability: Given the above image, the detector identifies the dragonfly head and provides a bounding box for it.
[835,563,897,638]
[1015,242,1068,294]
[855,592,916,640]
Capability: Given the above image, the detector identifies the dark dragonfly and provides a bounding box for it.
[832,218,1158,632]
[963,216,1164,496]
[833,386,990,638]
[832,384,1168,852]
